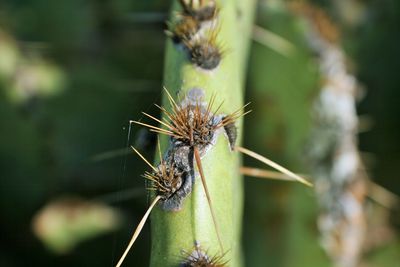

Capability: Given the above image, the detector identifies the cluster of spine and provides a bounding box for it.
[135,87,244,211]
[180,242,228,267]
[166,0,222,70]
[298,5,368,267]
[143,153,185,202]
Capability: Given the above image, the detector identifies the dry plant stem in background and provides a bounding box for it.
[294,4,368,267]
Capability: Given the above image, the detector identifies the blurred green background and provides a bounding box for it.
[0,0,398,266]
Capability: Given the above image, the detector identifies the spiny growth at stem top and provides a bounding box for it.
[179,0,218,22]
[167,0,223,70]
